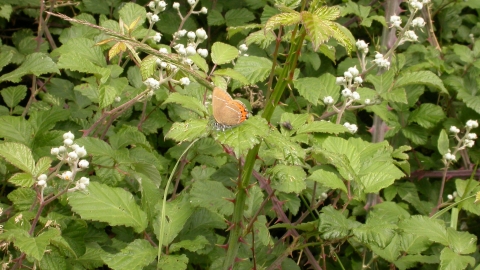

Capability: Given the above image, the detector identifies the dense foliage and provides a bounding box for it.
[0,0,480,269]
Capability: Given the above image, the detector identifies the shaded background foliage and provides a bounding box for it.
[0,0,480,269]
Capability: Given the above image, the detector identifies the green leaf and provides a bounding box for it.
[384,87,407,104]
[318,206,360,239]
[402,125,428,145]
[233,56,272,84]
[13,228,60,261]
[75,137,115,157]
[29,108,70,135]
[165,119,210,143]
[1,85,27,108]
[297,121,349,134]
[0,4,12,21]
[225,8,255,27]
[214,116,269,156]
[189,53,208,73]
[53,218,88,258]
[103,239,156,270]
[307,169,347,193]
[353,221,397,248]
[366,69,394,94]
[68,182,148,233]
[263,131,306,165]
[394,254,439,269]
[408,103,445,129]
[0,142,35,173]
[7,188,36,211]
[163,93,208,117]
[169,235,210,253]
[267,165,307,194]
[190,180,234,216]
[0,52,59,83]
[265,11,302,32]
[301,11,334,51]
[438,129,450,156]
[76,243,109,269]
[211,42,239,65]
[32,157,51,177]
[395,71,448,94]
[360,172,397,193]
[439,247,475,270]
[207,9,225,26]
[0,50,14,72]
[213,68,250,85]
[140,55,158,80]
[118,2,146,30]
[155,194,194,245]
[399,215,448,245]
[294,77,322,105]
[446,228,477,254]
[158,254,188,270]
[8,173,35,187]
[99,85,117,108]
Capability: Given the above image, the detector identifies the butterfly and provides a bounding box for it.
[212,87,249,130]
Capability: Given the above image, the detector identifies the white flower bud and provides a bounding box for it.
[78,160,89,169]
[68,151,78,160]
[444,152,456,161]
[447,194,453,200]
[197,48,208,58]
[341,88,352,97]
[323,96,334,105]
[344,71,353,79]
[184,58,193,65]
[186,46,196,56]
[177,47,186,55]
[239,44,248,52]
[173,2,180,9]
[336,77,346,85]
[187,0,196,6]
[148,1,156,9]
[200,7,208,14]
[177,29,187,37]
[63,131,74,140]
[196,28,207,39]
[158,1,167,8]
[62,171,73,180]
[151,14,159,23]
[64,138,73,146]
[348,66,359,77]
[464,139,475,148]
[58,146,66,153]
[412,17,425,28]
[153,32,161,43]
[37,179,47,187]
[354,77,363,84]
[38,174,47,181]
[404,30,418,42]
[180,77,190,85]
[51,147,59,155]
[75,146,87,157]
[466,120,479,128]
[467,133,477,140]
[79,177,90,185]
[352,92,360,100]
[115,96,121,102]
[159,48,168,54]
[78,183,86,190]
[390,15,402,28]
[187,31,196,39]
[144,78,160,89]
[449,126,460,133]
[364,99,371,105]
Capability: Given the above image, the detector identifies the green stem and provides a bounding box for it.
[222,27,307,269]
[157,138,199,263]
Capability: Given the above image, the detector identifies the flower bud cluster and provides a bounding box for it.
[330,66,365,107]
[238,44,248,56]
[444,120,479,163]
[344,122,359,134]
[48,132,91,191]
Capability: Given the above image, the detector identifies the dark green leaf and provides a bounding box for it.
[1,85,26,108]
